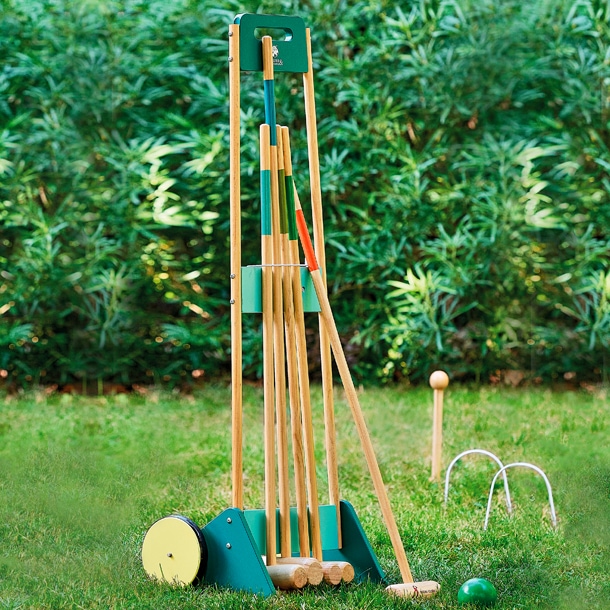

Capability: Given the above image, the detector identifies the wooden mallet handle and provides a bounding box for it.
[293,180,441,598]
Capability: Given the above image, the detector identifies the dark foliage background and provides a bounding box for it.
[1,0,609,389]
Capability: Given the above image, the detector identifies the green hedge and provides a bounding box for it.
[1,0,609,388]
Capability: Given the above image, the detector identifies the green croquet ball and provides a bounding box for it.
[457,578,497,606]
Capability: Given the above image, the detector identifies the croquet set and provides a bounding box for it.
[141,13,439,599]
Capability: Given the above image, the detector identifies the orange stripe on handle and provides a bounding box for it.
[295,209,318,271]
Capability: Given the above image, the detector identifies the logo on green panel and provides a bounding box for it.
[272,45,283,66]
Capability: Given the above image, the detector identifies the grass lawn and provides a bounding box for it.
[0,384,609,609]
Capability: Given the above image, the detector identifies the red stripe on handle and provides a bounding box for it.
[296,209,319,271]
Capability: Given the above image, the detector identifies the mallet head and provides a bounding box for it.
[386,580,441,598]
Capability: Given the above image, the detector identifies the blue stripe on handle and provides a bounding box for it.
[260,168,272,236]
[263,80,277,145]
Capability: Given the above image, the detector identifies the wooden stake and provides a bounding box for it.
[303,28,342,546]
[429,370,449,482]
[229,22,243,510]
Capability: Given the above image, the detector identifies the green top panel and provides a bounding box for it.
[234,13,308,73]
[243,505,338,555]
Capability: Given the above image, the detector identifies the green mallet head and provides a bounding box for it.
[458,578,497,606]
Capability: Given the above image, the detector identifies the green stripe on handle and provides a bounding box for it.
[260,124,272,237]
[261,169,272,236]
[285,175,298,241]
[278,167,288,235]
[263,81,277,145]
[280,126,298,242]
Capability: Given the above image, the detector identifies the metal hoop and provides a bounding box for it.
[484,462,557,530]
[444,449,512,514]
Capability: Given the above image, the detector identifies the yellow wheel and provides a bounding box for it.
[141,515,207,586]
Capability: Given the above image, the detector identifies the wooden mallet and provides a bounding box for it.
[281,128,353,584]
[259,123,277,567]
[261,38,292,559]
[275,125,312,560]
[293,192,440,598]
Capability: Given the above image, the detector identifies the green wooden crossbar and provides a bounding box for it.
[241,265,321,313]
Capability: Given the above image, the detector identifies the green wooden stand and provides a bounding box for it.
[198,11,385,599]
[200,501,384,596]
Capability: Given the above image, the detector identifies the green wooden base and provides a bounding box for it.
[201,508,275,596]
[200,501,384,596]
